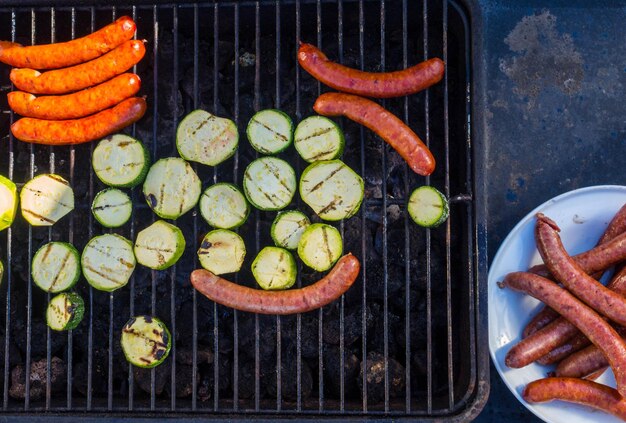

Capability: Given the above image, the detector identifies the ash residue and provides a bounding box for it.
[500,10,584,99]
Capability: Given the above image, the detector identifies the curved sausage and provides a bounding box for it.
[0,16,135,69]
[535,213,626,326]
[523,378,626,420]
[498,271,626,397]
[298,42,444,98]
[536,332,591,366]
[190,254,360,315]
[8,73,141,120]
[11,97,146,145]
[522,307,560,338]
[313,92,435,176]
[10,39,145,95]
[505,316,581,368]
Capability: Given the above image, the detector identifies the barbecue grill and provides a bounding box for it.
[0,0,488,420]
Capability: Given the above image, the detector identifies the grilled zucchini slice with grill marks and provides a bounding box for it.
[243,157,296,211]
[177,109,239,166]
[20,174,74,226]
[0,174,18,231]
[143,157,202,220]
[91,188,132,228]
[134,220,185,270]
[408,186,449,228]
[297,223,343,272]
[92,134,150,188]
[199,183,249,229]
[271,210,310,250]
[121,316,171,368]
[246,109,294,154]
[197,229,246,275]
[251,246,297,290]
[32,241,80,293]
[299,160,363,221]
[81,234,136,292]
[46,292,84,331]
[294,115,344,162]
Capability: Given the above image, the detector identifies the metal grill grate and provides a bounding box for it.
[0,0,485,419]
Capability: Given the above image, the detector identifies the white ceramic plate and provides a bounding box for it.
[489,185,626,423]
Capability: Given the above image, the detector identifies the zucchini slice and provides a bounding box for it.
[46,292,84,331]
[81,234,136,292]
[271,210,310,250]
[20,174,74,226]
[0,174,17,231]
[199,183,249,229]
[92,134,150,188]
[299,160,364,221]
[251,246,297,290]
[246,109,294,154]
[143,157,202,220]
[134,220,186,270]
[32,242,80,293]
[177,109,239,166]
[121,316,171,368]
[91,188,132,228]
[197,229,246,275]
[408,186,449,228]
[297,223,343,272]
[294,116,344,162]
[243,157,296,211]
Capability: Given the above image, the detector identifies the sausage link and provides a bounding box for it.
[190,254,360,315]
[0,16,135,69]
[523,378,626,420]
[10,40,145,95]
[505,316,581,368]
[298,42,444,98]
[498,271,626,397]
[313,92,435,176]
[8,73,141,120]
[536,332,591,366]
[524,204,626,336]
[535,213,626,326]
[11,97,146,145]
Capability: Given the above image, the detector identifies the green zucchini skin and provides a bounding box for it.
[31,242,81,293]
[121,316,172,368]
[243,157,296,211]
[46,292,85,331]
[246,109,294,154]
[92,134,150,188]
[0,174,18,231]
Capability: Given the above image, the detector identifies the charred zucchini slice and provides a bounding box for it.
[271,210,310,250]
[251,246,297,290]
[199,183,249,229]
[197,229,246,275]
[243,157,296,211]
[297,223,343,272]
[46,292,84,331]
[81,234,136,292]
[121,316,171,368]
[91,188,132,228]
[92,134,150,188]
[20,174,74,226]
[407,186,449,228]
[246,109,294,154]
[294,115,344,162]
[32,241,80,293]
[177,109,239,166]
[134,220,186,270]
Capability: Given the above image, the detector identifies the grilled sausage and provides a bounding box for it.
[190,254,360,315]
[498,271,626,397]
[0,16,135,69]
[298,42,444,98]
[536,332,591,366]
[8,73,141,120]
[523,378,626,420]
[505,316,581,368]
[522,307,560,338]
[10,40,145,95]
[11,97,146,145]
[313,92,435,176]
[535,213,626,326]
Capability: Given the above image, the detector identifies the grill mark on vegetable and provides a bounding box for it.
[251,117,289,143]
[115,140,134,148]
[45,175,70,186]
[136,245,175,254]
[95,161,144,174]
[22,209,56,224]
[318,196,342,216]
[308,148,337,161]
[40,243,55,263]
[92,201,132,211]
[262,161,292,194]
[245,172,280,207]
[306,164,345,194]
[85,244,134,268]
[83,262,126,287]
[191,115,216,135]
[23,187,73,209]
[321,226,333,265]
[49,250,72,291]
[298,126,333,143]
[281,219,308,244]
[122,328,168,349]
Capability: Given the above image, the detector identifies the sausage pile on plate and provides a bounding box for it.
[0,16,146,145]
[498,206,626,420]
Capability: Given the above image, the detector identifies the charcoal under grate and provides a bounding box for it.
[0,0,486,420]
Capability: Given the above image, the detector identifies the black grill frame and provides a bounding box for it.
[0,0,488,420]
